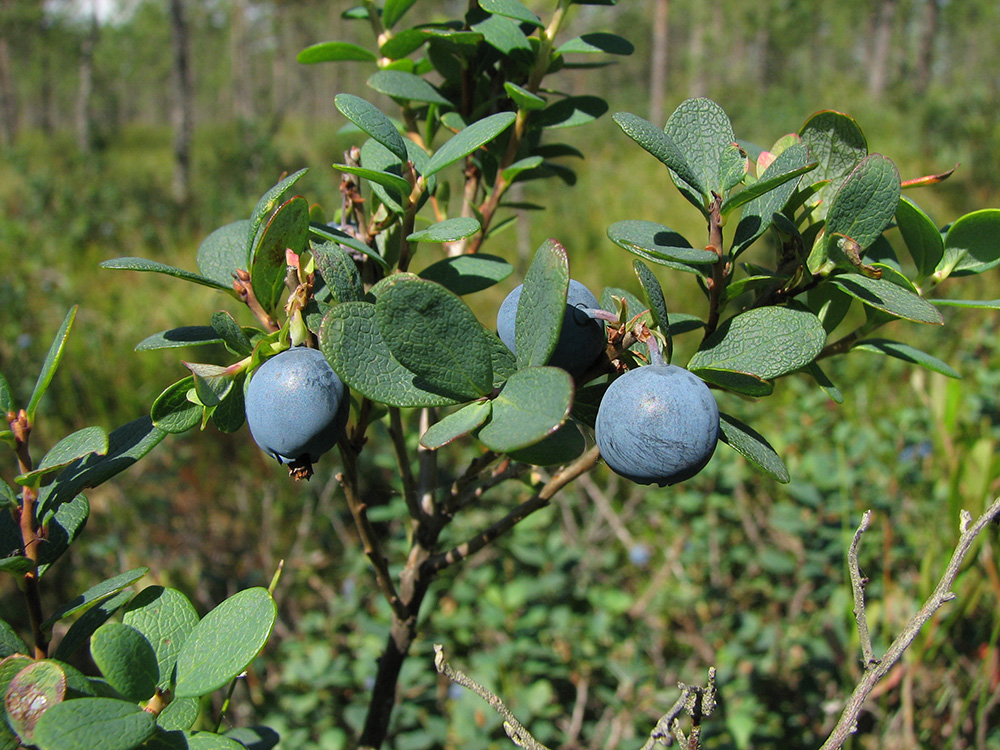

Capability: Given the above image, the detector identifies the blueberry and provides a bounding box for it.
[594,364,719,486]
[245,347,350,466]
[496,279,605,376]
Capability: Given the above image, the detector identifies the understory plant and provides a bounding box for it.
[4,1,1000,749]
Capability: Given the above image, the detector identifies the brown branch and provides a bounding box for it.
[702,194,726,339]
[435,645,552,750]
[388,408,421,521]
[426,447,600,574]
[848,510,877,668]
[820,497,1000,750]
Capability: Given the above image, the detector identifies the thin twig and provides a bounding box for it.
[426,447,600,573]
[388,408,421,521]
[435,645,552,750]
[820,497,1000,750]
[335,444,408,622]
[848,510,877,667]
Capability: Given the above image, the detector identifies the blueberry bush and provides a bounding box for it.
[4,1,1000,749]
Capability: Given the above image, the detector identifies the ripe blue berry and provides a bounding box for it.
[496,279,605,376]
[594,364,719,486]
[245,347,349,466]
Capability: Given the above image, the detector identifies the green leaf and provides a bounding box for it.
[480,0,542,26]
[5,660,66,743]
[320,303,461,407]
[174,588,276,699]
[488,333,518,387]
[0,371,13,416]
[612,112,701,193]
[941,209,1000,276]
[185,732,248,749]
[335,94,408,162]
[689,307,826,381]
[506,419,586,466]
[151,377,203,434]
[223,727,279,750]
[297,41,376,63]
[136,327,222,352]
[310,223,389,269]
[607,220,715,273]
[731,143,812,255]
[52,589,133,662]
[0,619,29,658]
[42,568,148,631]
[418,254,513,295]
[718,413,790,483]
[722,152,816,216]
[26,306,77,423]
[375,275,494,400]
[471,13,531,55]
[895,197,943,280]
[333,164,411,199]
[424,112,517,177]
[37,416,166,519]
[633,260,669,332]
[695,368,773,397]
[210,312,253,357]
[90,623,159,702]
[0,556,32,575]
[251,196,310,316]
[929,298,1000,309]
[37,493,89,576]
[123,587,199,692]
[502,156,544,183]
[247,169,309,261]
[798,110,868,221]
[664,97,737,203]
[210,372,246,434]
[504,82,546,111]
[101,257,234,293]
[16,426,109,489]
[182,363,235,409]
[516,239,570,369]
[556,32,633,55]
[534,96,608,130]
[831,274,944,324]
[380,28,431,59]
[407,217,481,243]
[196,220,251,287]
[32,697,156,750]
[805,361,844,403]
[477,367,573,452]
[367,70,450,106]
[311,242,364,304]
[420,401,492,449]
[158,697,200,732]
[825,153,901,256]
[853,338,959,378]
[382,0,417,28]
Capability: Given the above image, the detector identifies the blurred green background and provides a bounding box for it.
[2,1,1000,748]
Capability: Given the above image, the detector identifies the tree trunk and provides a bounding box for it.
[169,0,193,207]
[648,0,669,126]
[867,0,899,98]
[75,3,98,152]
[230,0,252,121]
[914,0,938,94]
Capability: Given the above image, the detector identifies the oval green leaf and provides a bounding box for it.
[375,275,494,400]
[26,306,78,424]
[719,413,790,483]
[297,41,376,64]
[335,94,408,162]
[895,197,943,280]
[320,303,461,408]
[5,660,66,743]
[174,588,276,699]
[123,586,201,687]
[689,307,826,380]
[424,112,517,178]
[515,239,570,369]
[90,623,159,702]
[368,70,450,106]
[196,220,251,287]
[151,377,202,434]
[852,338,959,378]
[477,367,573,453]
[42,568,149,630]
[251,195,310,316]
[418,253,513,295]
[944,209,1000,276]
[831,274,944,324]
[32,697,156,750]
[407,217,481,243]
[420,401,492,449]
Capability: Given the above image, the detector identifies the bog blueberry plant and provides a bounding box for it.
[4,1,1000,749]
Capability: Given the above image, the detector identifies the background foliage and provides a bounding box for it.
[2,1,1000,748]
